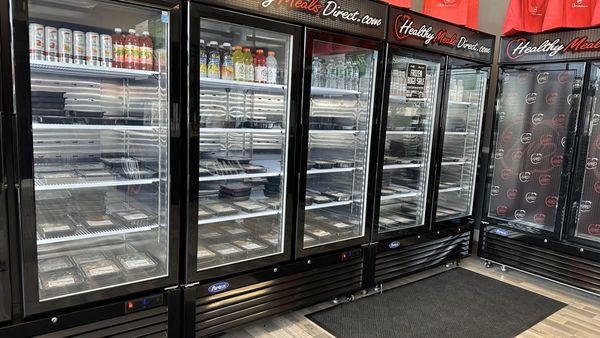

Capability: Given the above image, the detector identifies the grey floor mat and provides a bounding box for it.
[307,268,566,338]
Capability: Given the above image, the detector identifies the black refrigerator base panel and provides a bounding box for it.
[0,289,181,338]
[367,226,472,287]
[186,248,364,337]
[479,227,600,296]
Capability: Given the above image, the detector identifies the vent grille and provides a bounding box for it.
[482,232,600,294]
[375,233,470,284]
[34,306,168,338]
[196,258,363,337]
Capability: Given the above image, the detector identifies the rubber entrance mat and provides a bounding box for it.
[307,268,566,338]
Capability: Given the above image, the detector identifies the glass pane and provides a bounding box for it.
[575,65,600,243]
[197,19,291,270]
[302,40,376,249]
[435,68,487,221]
[488,65,583,233]
[379,53,440,232]
[29,0,170,301]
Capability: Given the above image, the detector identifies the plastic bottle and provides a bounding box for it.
[112,28,124,68]
[325,59,336,88]
[221,43,233,80]
[391,69,400,96]
[233,45,245,81]
[207,41,220,79]
[345,58,355,90]
[139,31,153,71]
[123,29,139,69]
[336,59,346,89]
[352,61,360,92]
[266,51,277,84]
[312,57,322,87]
[254,49,267,83]
[243,48,254,82]
[199,39,207,78]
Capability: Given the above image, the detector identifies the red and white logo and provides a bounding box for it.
[594,181,600,193]
[514,209,526,219]
[534,213,546,224]
[501,130,513,143]
[501,169,515,180]
[545,195,558,208]
[540,134,553,146]
[580,200,592,212]
[496,205,508,216]
[519,171,531,182]
[588,224,600,236]
[552,113,566,126]
[512,150,524,161]
[507,188,519,199]
[532,113,544,125]
[546,92,558,105]
[595,136,600,150]
[539,174,552,186]
[525,93,538,104]
[520,132,533,144]
[572,0,589,8]
[551,155,563,168]
[525,192,538,203]
[530,153,543,164]
[558,71,571,83]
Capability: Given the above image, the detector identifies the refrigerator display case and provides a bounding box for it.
[372,47,444,240]
[186,3,300,281]
[434,60,489,223]
[0,56,10,324]
[486,63,583,237]
[296,30,381,257]
[10,0,180,315]
[479,28,600,296]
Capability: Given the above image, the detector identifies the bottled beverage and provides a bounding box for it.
[199,40,207,78]
[207,41,220,79]
[85,32,100,66]
[254,49,267,83]
[232,45,245,81]
[456,80,464,101]
[312,57,322,87]
[100,34,112,67]
[352,61,360,92]
[399,71,406,97]
[243,48,254,82]
[44,26,58,62]
[73,31,86,65]
[345,59,355,90]
[325,59,336,88]
[336,60,346,89]
[58,28,73,64]
[124,29,139,69]
[391,69,400,96]
[266,51,277,84]
[221,42,233,80]
[112,28,124,68]
[29,23,44,61]
[139,31,153,71]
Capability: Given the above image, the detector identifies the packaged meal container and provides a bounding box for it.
[117,252,157,273]
[79,259,122,280]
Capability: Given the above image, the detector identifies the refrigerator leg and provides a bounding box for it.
[484,260,493,268]
[501,265,507,272]
[333,297,341,304]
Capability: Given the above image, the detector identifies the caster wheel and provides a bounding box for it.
[333,298,340,304]
[484,261,492,268]
[501,265,507,272]
[346,294,355,302]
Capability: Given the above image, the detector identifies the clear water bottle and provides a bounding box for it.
[345,59,355,90]
[312,57,322,87]
[326,58,337,88]
[336,60,346,89]
[352,61,360,92]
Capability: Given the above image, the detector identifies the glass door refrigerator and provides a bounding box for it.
[0,48,10,324]
[10,0,180,317]
[432,58,490,227]
[480,28,600,296]
[185,3,301,282]
[295,29,382,258]
[371,47,445,241]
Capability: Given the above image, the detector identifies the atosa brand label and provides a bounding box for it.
[393,13,492,55]
[259,0,384,28]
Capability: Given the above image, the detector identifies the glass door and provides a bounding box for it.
[434,63,489,222]
[568,63,600,245]
[486,63,584,236]
[374,47,443,239]
[0,60,10,323]
[192,10,296,276]
[297,30,380,255]
[16,0,174,314]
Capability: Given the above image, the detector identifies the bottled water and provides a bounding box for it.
[352,61,360,91]
[336,60,346,89]
[391,69,400,95]
[326,58,337,88]
[345,59,354,90]
[312,57,322,87]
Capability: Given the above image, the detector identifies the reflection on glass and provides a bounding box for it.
[575,66,600,242]
[488,66,582,233]
[302,40,376,249]
[29,0,169,301]
[197,19,291,270]
[435,68,487,221]
[378,55,440,232]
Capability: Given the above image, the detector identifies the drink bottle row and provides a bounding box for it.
[29,23,154,70]
[199,40,279,84]
[311,56,360,91]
